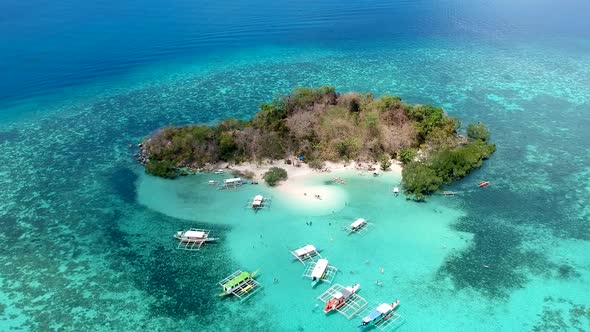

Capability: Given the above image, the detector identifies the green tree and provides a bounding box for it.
[263,167,288,186]
[398,147,418,164]
[408,105,445,142]
[218,131,236,160]
[376,95,402,111]
[467,122,490,142]
[145,160,178,179]
[401,162,443,200]
[379,153,392,170]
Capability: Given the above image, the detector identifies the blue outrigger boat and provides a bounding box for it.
[358,300,400,329]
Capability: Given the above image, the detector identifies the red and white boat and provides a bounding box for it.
[324,283,360,313]
[478,181,490,188]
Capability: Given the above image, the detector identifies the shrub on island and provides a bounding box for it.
[308,159,325,170]
[379,153,392,171]
[145,160,178,179]
[467,122,490,142]
[398,147,418,165]
[263,167,288,186]
[401,138,496,200]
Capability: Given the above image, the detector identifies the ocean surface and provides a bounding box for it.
[1,0,589,331]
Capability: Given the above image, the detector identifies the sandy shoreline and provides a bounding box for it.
[229,159,403,207]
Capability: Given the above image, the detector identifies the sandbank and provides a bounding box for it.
[229,159,403,212]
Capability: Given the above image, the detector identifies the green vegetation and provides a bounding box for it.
[263,167,288,186]
[379,154,392,170]
[401,162,443,201]
[140,87,495,197]
[401,136,496,200]
[308,159,325,170]
[467,122,490,142]
[398,147,418,165]
[145,160,178,179]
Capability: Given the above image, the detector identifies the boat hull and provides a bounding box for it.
[175,236,219,243]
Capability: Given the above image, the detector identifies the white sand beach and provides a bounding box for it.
[229,159,403,209]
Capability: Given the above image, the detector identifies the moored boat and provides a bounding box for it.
[252,195,264,209]
[175,229,219,244]
[311,258,329,287]
[478,181,490,188]
[324,283,360,313]
[219,270,259,296]
[350,218,367,232]
[291,244,320,262]
[358,300,400,329]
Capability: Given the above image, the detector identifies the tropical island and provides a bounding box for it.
[137,86,495,200]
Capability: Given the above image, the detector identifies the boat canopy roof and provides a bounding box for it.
[362,303,393,323]
[253,195,263,201]
[376,303,393,314]
[363,309,381,323]
[311,259,328,278]
[223,271,250,289]
[334,288,351,299]
[184,230,205,238]
[294,244,317,256]
[351,218,366,228]
[224,177,242,184]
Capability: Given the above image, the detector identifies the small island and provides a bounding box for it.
[137,87,495,200]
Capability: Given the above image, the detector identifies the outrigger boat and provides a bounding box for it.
[478,181,490,188]
[291,244,321,263]
[311,258,329,287]
[393,187,399,196]
[219,270,259,297]
[220,177,244,190]
[324,283,360,313]
[358,300,400,329]
[252,195,264,209]
[350,218,367,232]
[175,229,219,244]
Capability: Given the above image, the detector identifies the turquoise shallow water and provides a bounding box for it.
[1,26,590,332]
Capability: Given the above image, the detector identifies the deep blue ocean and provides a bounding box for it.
[1,0,589,331]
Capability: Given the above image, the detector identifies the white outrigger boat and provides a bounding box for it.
[324,283,360,313]
[311,258,329,287]
[220,177,244,190]
[290,244,321,263]
[175,228,219,250]
[351,218,367,231]
[344,218,373,235]
[359,300,400,329]
[393,187,399,196]
[252,195,264,209]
